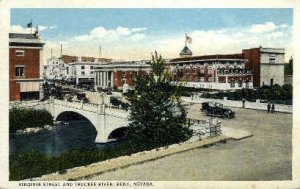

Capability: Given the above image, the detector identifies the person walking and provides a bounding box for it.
[271,102,275,113]
[242,98,246,108]
[267,101,271,113]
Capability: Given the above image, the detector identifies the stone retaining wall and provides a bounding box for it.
[29,135,229,181]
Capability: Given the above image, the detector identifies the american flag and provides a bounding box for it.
[186,35,192,44]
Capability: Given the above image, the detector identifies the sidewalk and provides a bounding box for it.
[182,97,292,113]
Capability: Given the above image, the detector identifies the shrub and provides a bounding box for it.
[9,108,53,133]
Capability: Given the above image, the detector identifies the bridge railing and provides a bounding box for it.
[9,100,51,109]
[106,107,129,118]
[52,99,130,117]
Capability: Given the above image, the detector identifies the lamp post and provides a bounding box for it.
[100,92,104,105]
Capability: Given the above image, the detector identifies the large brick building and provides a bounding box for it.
[243,47,285,87]
[9,33,45,101]
[167,53,253,90]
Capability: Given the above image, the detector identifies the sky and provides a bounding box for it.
[10,8,293,63]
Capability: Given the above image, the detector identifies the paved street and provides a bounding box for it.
[87,105,292,181]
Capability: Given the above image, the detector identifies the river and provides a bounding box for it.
[9,121,115,157]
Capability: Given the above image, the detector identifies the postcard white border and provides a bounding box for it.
[0,0,299,188]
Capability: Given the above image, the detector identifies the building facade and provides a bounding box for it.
[9,33,45,101]
[243,47,285,87]
[94,61,151,90]
[167,54,253,90]
[66,61,101,84]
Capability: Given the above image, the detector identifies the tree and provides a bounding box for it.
[126,52,192,148]
[285,56,293,75]
[42,81,51,100]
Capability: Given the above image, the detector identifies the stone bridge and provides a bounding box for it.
[41,99,130,143]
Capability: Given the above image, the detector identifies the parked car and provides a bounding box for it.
[201,101,235,118]
[110,96,130,110]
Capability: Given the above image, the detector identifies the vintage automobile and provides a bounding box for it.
[201,101,235,118]
[110,96,130,110]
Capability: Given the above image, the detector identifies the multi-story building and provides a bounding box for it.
[44,57,67,80]
[9,32,45,101]
[60,55,112,64]
[44,55,113,85]
[243,47,285,87]
[94,61,151,90]
[66,60,101,84]
[167,53,253,90]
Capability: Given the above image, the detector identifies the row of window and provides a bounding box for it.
[81,66,94,69]
[80,71,94,76]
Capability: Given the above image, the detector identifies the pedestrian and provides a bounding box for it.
[271,102,275,113]
[242,98,246,108]
[267,101,271,113]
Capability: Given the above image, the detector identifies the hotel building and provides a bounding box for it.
[167,46,254,90]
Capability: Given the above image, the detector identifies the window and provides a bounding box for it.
[15,66,25,77]
[193,68,197,74]
[230,81,235,88]
[269,58,275,64]
[91,71,94,75]
[66,67,69,74]
[15,50,25,56]
[91,66,94,69]
[81,66,85,69]
[239,80,243,87]
[81,71,85,76]
[186,68,190,74]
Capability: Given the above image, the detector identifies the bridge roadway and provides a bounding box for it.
[41,99,130,143]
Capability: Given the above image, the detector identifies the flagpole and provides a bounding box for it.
[99,45,102,59]
[31,18,32,34]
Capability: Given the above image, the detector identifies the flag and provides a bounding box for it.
[186,35,192,44]
[27,21,32,28]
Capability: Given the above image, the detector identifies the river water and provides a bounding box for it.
[9,121,105,157]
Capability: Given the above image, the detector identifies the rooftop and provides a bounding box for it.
[9,33,44,47]
[170,53,245,62]
[9,33,38,39]
[179,46,193,56]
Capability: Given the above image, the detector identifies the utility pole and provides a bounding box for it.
[60,44,63,58]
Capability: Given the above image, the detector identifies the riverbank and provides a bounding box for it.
[28,127,252,181]
[11,121,69,136]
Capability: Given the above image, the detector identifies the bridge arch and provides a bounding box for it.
[43,100,130,143]
[107,127,128,141]
[56,111,90,122]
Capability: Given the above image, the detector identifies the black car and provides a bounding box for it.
[110,96,130,110]
[201,102,235,118]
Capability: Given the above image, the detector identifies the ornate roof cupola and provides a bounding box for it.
[179,34,193,58]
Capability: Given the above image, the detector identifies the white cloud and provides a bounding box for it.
[72,26,147,43]
[42,23,292,62]
[10,25,32,33]
[250,22,276,33]
[39,25,58,31]
[10,25,57,33]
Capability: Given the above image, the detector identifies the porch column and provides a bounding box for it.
[111,71,114,88]
[100,72,103,88]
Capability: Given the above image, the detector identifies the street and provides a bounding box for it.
[86,105,292,180]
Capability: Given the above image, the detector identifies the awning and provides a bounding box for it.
[20,81,40,92]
